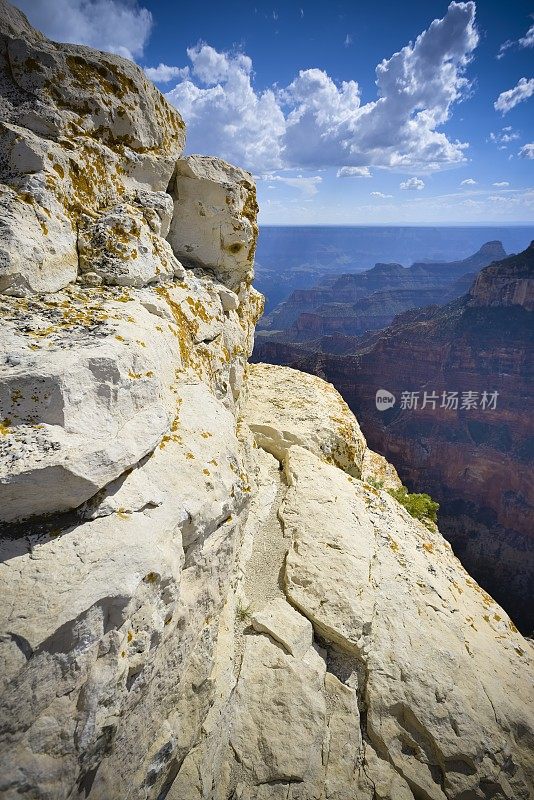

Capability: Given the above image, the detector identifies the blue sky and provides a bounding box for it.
[17,0,534,224]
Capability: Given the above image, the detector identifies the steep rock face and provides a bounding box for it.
[0,6,533,800]
[180,363,533,800]
[254,246,534,632]
[469,243,534,309]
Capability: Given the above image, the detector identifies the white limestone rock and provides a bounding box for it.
[281,444,534,800]
[0,0,185,296]
[242,362,366,477]
[78,203,185,287]
[167,155,258,291]
[361,447,402,489]
[0,273,261,522]
[230,635,327,786]
[251,597,313,658]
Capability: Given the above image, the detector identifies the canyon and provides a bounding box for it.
[254,245,534,632]
[258,240,506,337]
[0,3,533,800]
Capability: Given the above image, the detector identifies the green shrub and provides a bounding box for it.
[387,486,439,529]
[367,477,384,489]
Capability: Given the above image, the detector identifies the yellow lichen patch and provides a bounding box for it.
[494,614,502,622]
[422,542,434,553]
[201,431,213,439]
[186,452,195,460]
[128,371,142,379]
[389,539,399,552]
[115,335,125,341]
[203,468,210,476]
[185,295,211,323]
[116,509,132,520]
[159,411,182,449]
[0,419,12,435]
[127,630,133,643]
[144,572,158,584]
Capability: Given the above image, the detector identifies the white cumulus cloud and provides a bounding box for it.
[165,2,478,173]
[166,45,286,172]
[336,166,371,178]
[16,0,152,60]
[370,191,393,198]
[519,143,534,159]
[494,78,534,114]
[400,177,425,190]
[144,63,189,83]
[460,178,477,185]
[492,181,510,188]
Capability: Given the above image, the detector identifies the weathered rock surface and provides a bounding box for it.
[168,155,258,292]
[0,0,185,295]
[242,362,366,477]
[0,6,533,800]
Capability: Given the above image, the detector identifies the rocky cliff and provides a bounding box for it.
[0,4,533,800]
[254,245,534,633]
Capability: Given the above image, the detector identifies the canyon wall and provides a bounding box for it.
[0,4,533,799]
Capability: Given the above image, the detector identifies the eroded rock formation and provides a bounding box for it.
[258,241,506,337]
[0,4,533,799]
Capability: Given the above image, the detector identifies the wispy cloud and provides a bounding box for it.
[519,143,534,159]
[336,166,371,178]
[260,174,323,199]
[492,181,510,188]
[370,191,393,198]
[494,77,534,114]
[497,18,534,58]
[460,178,477,186]
[344,34,353,47]
[488,126,520,147]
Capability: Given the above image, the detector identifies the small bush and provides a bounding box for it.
[236,600,253,622]
[387,486,439,529]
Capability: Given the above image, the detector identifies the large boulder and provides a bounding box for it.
[242,362,366,477]
[167,155,258,292]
